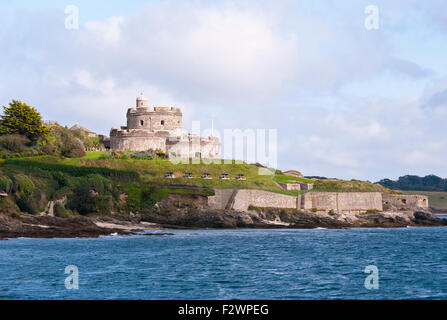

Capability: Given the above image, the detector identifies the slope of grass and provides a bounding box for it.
[4,152,391,195]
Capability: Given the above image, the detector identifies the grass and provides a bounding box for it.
[4,151,391,195]
[403,190,447,210]
[273,174,315,184]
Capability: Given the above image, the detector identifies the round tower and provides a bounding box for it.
[136,92,148,108]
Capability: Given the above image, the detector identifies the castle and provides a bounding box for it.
[110,93,221,158]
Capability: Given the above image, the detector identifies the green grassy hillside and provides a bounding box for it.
[0,151,394,216]
[7,151,389,195]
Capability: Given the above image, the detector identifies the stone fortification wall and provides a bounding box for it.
[382,194,428,211]
[208,189,387,213]
[231,190,298,211]
[302,192,383,213]
[207,189,235,210]
[109,130,166,151]
[126,107,182,132]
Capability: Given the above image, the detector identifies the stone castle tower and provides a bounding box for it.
[110,93,221,159]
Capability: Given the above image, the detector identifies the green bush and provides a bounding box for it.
[11,173,35,197]
[54,202,72,218]
[65,148,86,158]
[311,207,318,213]
[0,134,30,152]
[16,190,40,214]
[0,174,13,192]
[94,195,114,214]
[68,183,96,214]
[5,159,139,181]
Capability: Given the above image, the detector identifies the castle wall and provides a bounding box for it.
[207,189,235,210]
[208,189,385,213]
[302,192,383,213]
[110,131,166,151]
[127,107,182,132]
[276,182,301,191]
[382,194,428,211]
[166,136,221,159]
[231,190,298,211]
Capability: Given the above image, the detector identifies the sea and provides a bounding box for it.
[1,222,446,299]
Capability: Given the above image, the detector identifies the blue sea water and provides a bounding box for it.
[0,225,446,300]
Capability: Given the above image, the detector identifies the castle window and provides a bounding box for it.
[140,120,144,126]
[161,120,165,125]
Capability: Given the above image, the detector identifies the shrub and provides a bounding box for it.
[0,174,13,192]
[54,202,72,218]
[311,207,318,213]
[65,148,86,158]
[11,173,36,197]
[0,134,30,152]
[16,190,40,214]
[94,195,114,214]
[0,150,11,159]
[5,159,139,181]
[68,183,96,214]
[42,144,57,155]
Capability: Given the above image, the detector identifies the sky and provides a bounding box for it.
[1,0,447,181]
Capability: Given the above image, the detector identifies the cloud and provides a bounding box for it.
[386,57,433,78]
[423,88,447,108]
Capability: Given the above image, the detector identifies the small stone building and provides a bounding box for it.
[276,182,314,191]
[110,93,221,158]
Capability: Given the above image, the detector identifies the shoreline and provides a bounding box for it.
[1,209,446,240]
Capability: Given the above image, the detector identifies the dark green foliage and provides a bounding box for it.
[65,148,86,158]
[66,174,117,214]
[5,159,139,181]
[54,202,72,218]
[10,173,36,197]
[0,100,49,141]
[68,183,97,214]
[0,174,13,192]
[16,191,41,214]
[378,175,447,191]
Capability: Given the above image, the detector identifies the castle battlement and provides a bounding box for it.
[127,106,182,114]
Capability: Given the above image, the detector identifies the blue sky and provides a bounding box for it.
[1,0,447,181]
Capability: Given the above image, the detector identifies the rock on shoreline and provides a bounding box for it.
[1,208,445,240]
[0,214,173,240]
[141,207,447,229]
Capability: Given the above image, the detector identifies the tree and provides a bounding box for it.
[0,100,49,141]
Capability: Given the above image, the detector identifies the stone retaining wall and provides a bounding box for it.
[208,189,423,213]
[231,189,297,211]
